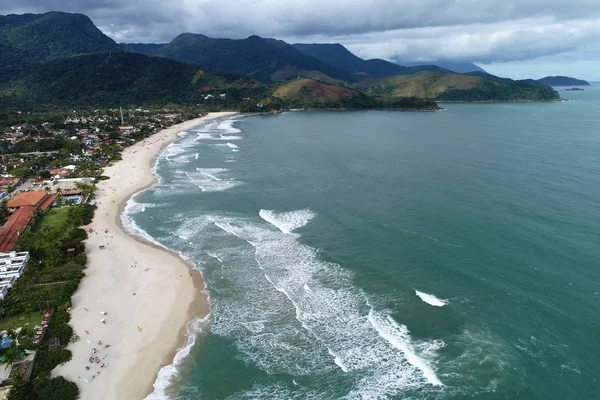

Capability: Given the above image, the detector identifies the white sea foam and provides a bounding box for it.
[143,314,211,400]
[195,133,242,141]
[329,349,349,372]
[185,169,240,192]
[121,198,171,250]
[163,139,197,164]
[218,118,242,134]
[367,309,443,386]
[197,168,222,181]
[258,209,315,234]
[415,290,448,307]
[207,211,443,397]
[226,142,239,149]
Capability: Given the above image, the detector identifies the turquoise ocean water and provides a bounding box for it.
[128,87,600,400]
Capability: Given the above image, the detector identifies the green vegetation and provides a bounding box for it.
[1,204,95,400]
[265,78,438,110]
[1,52,259,108]
[150,34,353,83]
[292,43,447,78]
[437,79,560,101]
[0,11,560,111]
[355,72,559,102]
[0,12,117,65]
[32,207,70,233]
[536,76,591,86]
[0,311,44,331]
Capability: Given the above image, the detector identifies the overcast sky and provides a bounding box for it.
[2,0,600,80]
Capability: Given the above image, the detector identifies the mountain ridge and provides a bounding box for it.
[292,43,449,78]
[0,11,562,107]
[536,76,591,86]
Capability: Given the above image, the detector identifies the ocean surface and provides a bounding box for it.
[128,87,600,400]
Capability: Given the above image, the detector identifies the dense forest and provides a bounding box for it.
[437,80,560,101]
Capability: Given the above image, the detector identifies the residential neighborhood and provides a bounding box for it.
[0,107,202,392]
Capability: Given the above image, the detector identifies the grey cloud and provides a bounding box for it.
[2,0,600,65]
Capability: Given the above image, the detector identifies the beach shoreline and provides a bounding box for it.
[53,112,237,400]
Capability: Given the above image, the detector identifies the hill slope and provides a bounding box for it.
[0,11,117,63]
[150,34,353,83]
[355,72,559,101]
[1,52,259,107]
[400,61,486,74]
[269,78,438,110]
[292,43,447,78]
[536,76,591,86]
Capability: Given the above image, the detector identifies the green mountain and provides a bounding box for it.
[0,11,561,107]
[267,78,439,110]
[400,60,486,74]
[1,52,259,107]
[148,33,353,83]
[121,42,166,55]
[354,72,560,101]
[536,76,591,86]
[0,11,117,63]
[292,43,447,78]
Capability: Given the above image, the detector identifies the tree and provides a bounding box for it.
[4,344,21,368]
[0,200,8,223]
[74,183,95,200]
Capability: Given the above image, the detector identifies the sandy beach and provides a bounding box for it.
[53,112,236,399]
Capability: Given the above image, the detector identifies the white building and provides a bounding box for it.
[0,276,17,289]
[0,276,17,298]
[0,251,30,279]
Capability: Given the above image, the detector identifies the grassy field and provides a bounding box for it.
[0,310,44,330]
[33,207,70,232]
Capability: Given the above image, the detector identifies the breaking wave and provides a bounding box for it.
[415,290,448,307]
[258,209,315,234]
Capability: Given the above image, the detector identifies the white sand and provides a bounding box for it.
[53,112,236,399]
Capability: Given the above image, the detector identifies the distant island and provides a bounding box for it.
[565,87,585,91]
[537,76,591,87]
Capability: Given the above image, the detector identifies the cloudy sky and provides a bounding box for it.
[2,0,600,80]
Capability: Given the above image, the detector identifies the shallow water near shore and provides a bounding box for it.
[131,88,600,399]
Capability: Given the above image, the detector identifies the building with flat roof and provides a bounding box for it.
[0,252,29,280]
[0,276,17,299]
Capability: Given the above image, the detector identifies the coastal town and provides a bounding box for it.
[0,107,205,398]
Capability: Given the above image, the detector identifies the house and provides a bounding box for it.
[0,208,34,253]
[0,178,19,191]
[7,191,51,211]
[49,168,71,179]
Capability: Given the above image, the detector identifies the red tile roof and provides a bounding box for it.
[7,191,48,208]
[0,178,19,188]
[38,194,58,211]
[0,206,35,252]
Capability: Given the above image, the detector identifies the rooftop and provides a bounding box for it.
[7,191,49,209]
[38,194,58,211]
[0,207,35,253]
